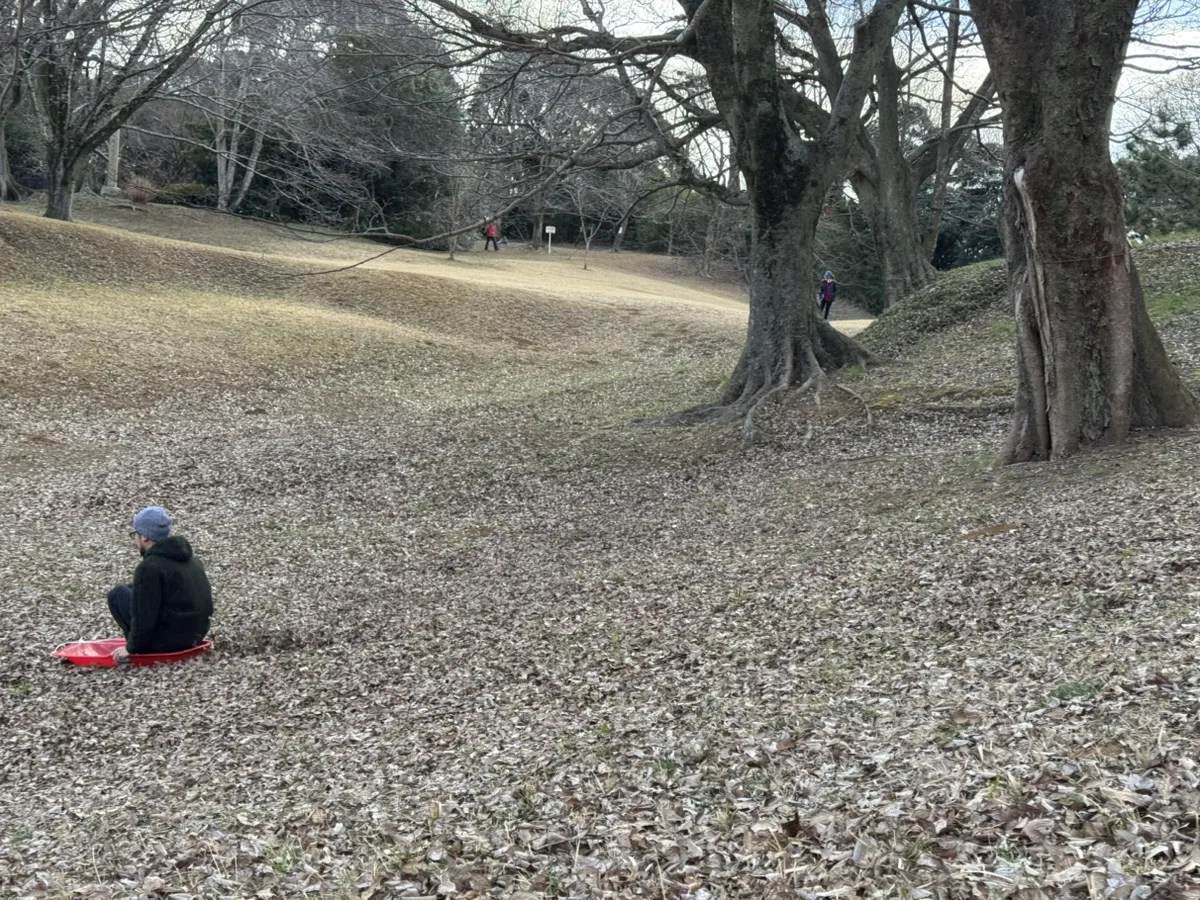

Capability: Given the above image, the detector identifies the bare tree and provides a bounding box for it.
[846,5,996,307]
[661,133,744,276]
[116,0,467,235]
[0,0,30,200]
[667,0,907,410]
[463,55,657,249]
[425,144,491,259]
[971,0,1198,461]
[192,3,353,216]
[410,0,907,416]
[207,22,268,213]
[24,0,275,220]
[560,169,627,269]
[608,170,675,254]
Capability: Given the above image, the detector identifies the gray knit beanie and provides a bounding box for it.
[824,270,834,279]
[133,506,172,542]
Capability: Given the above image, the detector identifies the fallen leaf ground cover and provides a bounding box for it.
[2,208,1200,899]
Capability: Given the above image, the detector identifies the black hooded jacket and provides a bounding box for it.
[128,536,213,654]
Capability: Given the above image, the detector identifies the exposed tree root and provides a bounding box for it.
[740,375,875,448]
[832,383,873,434]
[640,368,873,450]
[742,372,819,447]
[739,342,799,445]
[640,323,875,443]
[914,399,1014,417]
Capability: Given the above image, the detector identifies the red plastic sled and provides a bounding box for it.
[54,638,213,668]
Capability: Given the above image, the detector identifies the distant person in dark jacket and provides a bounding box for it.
[817,271,837,320]
[107,506,213,662]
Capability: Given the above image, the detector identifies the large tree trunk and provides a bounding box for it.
[850,45,935,307]
[680,0,903,411]
[851,39,993,307]
[723,199,866,405]
[852,163,935,307]
[972,0,1198,462]
[0,122,21,201]
[44,146,78,221]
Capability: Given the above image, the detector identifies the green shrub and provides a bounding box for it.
[156,182,212,206]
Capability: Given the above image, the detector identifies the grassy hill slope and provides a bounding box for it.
[2,210,1200,898]
[843,240,1200,417]
[0,209,744,426]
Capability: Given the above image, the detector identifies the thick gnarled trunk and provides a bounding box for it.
[973,0,1198,462]
[681,0,904,411]
[852,40,993,308]
[851,46,935,308]
[724,201,866,405]
[1001,152,1196,460]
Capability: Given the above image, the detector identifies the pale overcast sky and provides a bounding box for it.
[499,0,1200,151]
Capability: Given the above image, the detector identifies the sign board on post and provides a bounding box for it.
[545,224,556,253]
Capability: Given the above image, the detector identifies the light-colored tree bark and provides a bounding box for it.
[102,130,120,194]
[210,32,266,215]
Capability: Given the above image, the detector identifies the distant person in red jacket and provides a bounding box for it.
[483,221,500,251]
[817,270,837,320]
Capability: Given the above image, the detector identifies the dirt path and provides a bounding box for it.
[835,318,873,336]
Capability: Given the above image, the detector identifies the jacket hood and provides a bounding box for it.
[149,535,193,562]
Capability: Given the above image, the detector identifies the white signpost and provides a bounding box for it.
[545,224,556,253]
